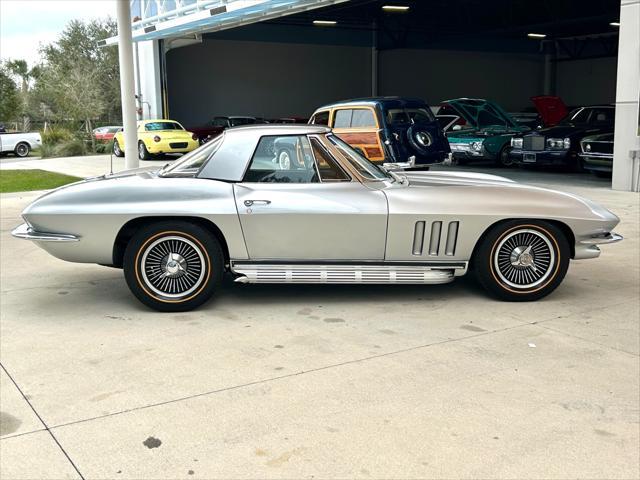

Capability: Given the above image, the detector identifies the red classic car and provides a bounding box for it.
[93,126,121,142]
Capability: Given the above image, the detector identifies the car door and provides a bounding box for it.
[233,134,388,260]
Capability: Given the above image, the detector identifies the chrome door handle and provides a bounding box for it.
[244,199,271,206]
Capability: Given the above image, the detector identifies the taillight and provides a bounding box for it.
[153,135,161,142]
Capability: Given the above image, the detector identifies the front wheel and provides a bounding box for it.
[14,142,30,158]
[123,221,224,312]
[495,145,513,167]
[474,220,570,301]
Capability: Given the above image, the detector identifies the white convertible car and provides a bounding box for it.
[12,125,621,311]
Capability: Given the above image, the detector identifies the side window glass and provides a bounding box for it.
[311,111,329,126]
[333,109,353,128]
[310,137,350,181]
[351,109,376,128]
[244,135,319,184]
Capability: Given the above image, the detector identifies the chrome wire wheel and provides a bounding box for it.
[493,228,555,289]
[140,235,206,299]
[113,140,121,156]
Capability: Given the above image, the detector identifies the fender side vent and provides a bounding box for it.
[445,221,459,256]
[429,221,442,255]
[412,221,425,255]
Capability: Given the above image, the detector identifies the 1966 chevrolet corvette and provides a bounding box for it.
[12,125,622,311]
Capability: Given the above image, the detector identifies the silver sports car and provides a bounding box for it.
[12,125,622,311]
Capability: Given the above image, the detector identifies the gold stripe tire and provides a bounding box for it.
[474,220,570,302]
[124,221,224,312]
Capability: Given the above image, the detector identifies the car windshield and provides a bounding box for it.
[160,135,223,176]
[145,122,183,131]
[327,135,390,181]
[386,107,435,124]
[229,118,255,127]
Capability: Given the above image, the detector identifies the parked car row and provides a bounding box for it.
[435,96,615,176]
[100,95,615,177]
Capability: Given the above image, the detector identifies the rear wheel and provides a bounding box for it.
[138,141,151,160]
[474,220,570,301]
[14,142,30,157]
[113,139,124,157]
[123,221,224,312]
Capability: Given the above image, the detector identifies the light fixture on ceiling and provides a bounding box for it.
[527,33,547,38]
[382,5,410,11]
[609,21,620,27]
[313,20,337,26]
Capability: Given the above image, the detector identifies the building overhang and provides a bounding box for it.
[103,0,349,45]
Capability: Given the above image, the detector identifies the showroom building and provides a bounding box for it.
[106,0,639,191]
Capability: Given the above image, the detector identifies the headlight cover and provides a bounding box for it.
[511,137,523,149]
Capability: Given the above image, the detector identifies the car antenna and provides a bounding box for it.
[109,148,114,175]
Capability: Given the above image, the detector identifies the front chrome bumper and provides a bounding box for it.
[579,232,623,245]
[11,223,79,242]
[574,232,623,259]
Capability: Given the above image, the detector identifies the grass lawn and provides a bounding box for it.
[0,169,82,193]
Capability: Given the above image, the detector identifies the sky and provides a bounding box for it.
[0,0,117,66]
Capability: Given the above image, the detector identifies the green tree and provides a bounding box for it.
[0,66,20,123]
[38,18,121,125]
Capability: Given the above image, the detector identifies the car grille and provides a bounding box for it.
[583,141,613,154]
[523,135,545,151]
[169,142,188,149]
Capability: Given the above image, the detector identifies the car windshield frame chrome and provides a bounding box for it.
[326,134,392,182]
[160,134,224,176]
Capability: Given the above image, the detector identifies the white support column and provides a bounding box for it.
[117,0,139,170]
[612,0,640,191]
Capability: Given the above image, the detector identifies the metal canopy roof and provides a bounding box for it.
[105,0,349,45]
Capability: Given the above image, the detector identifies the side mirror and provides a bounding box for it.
[452,125,462,131]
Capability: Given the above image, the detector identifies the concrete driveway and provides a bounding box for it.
[0,163,638,479]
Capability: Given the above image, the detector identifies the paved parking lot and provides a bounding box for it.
[0,157,638,479]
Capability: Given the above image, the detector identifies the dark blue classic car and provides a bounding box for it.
[309,97,450,168]
[510,105,615,171]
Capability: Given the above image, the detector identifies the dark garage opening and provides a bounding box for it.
[164,0,620,127]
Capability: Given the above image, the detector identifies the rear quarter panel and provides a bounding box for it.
[22,176,247,264]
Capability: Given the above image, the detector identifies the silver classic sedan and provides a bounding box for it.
[12,125,622,311]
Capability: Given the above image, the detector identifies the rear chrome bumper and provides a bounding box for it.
[11,223,79,242]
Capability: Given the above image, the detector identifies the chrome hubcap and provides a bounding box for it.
[141,236,206,298]
[494,229,555,289]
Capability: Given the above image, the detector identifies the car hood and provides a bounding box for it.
[402,170,515,187]
[531,124,608,139]
[396,170,618,224]
[443,98,520,131]
[530,96,568,127]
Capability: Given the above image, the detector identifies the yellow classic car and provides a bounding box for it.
[113,119,199,160]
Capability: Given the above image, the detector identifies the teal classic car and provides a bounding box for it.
[434,98,530,167]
